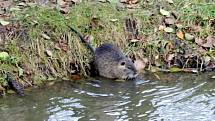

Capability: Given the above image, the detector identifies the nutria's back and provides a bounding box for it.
[94,43,137,79]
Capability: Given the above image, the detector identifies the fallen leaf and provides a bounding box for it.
[45,49,53,57]
[134,59,146,71]
[169,67,182,72]
[130,39,139,42]
[0,19,9,26]
[60,7,69,14]
[158,25,165,30]
[110,19,118,22]
[166,0,174,4]
[176,30,184,39]
[166,54,174,62]
[41,33,50,40]
[46,81,55,86]
[57,0,67,6]
[18,67,24,77]
[71,0,81,4]
[55,42,68,52]
[176,24,183,29]
[0,85,5,91]
[203,56,211,66]
[207,36,215,47]
[193,25,201,32]
[18,2,27,6]
[153,73,161,80]
[183,68,198,73]
[164,27,174,33]
[9,6,21,11]
[7,90,16,94]
[155,55,159,60]
[70,74,81,80]
[0,52,9,60]
[197,47,206,53]
[0,1,12,8]
[202,37,213,48]
[195,38,204,46]
[185,33,194,40]
[126,3,139,9]
[119,0,128,3]
[211,75,215,79]
[84,35,94,43]
[131,0,139,4]
[164,17,175,25]
[160,8,170,17]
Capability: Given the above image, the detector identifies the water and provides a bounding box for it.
[0,72,215,121]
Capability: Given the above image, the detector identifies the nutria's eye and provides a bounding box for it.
[120,61,126,66]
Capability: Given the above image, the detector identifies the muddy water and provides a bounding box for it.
[0,73,215,121]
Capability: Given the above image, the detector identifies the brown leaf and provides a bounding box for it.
[195,38,204,46]
[164,17,175,25]
[41,33,50,40]
[89,17,99,28]
[58,0,67,6]
[158,25,165,31]
[55,42,68,52]
[130,39,139,42]
[207,36,215,47]
[164,27,174,33]
[201,36,215,48]
[131,0,139,4]
[45,49,53,57]
[60,7,69,14]
[165,0,174,3]
[71,0,81,4]
[0,85,5,91]
[192,25,201,32]
[197,47,206,53]
[166,54,174,62]
[126,3,138,9]
[176,31,184,40]
[0,1,12,8]
[84,35,94,43]
[120,0,128,3]
[134,59,147,71]
[34,0,49,5]
[18,2,28,7]
[70,74,81,81]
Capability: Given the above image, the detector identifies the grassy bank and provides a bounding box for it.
[0,0,215,94]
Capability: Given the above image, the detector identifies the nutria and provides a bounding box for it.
[69,27,138,80]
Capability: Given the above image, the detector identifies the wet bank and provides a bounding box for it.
[0,1,215,94]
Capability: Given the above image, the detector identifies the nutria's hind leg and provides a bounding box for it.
[89,61,99,77]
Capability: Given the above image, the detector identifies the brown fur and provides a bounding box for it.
[69,27,137,79]
[94,43,137,79]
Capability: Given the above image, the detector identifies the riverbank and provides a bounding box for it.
[0,0,215,95]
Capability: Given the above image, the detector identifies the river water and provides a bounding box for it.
[0,72,215,121]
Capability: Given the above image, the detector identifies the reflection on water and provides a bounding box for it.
[1,73,215,121]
